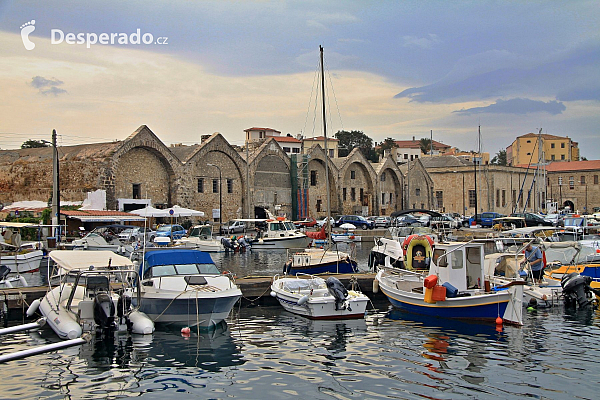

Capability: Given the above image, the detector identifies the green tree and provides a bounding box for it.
[334,130,374,159]
[377,137,398,158]
[21,139,50,149]
[419,138,432,154]
[491,149,507,165]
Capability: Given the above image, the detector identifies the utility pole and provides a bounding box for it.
[51,129,60,239]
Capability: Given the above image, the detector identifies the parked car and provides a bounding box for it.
[430,215,459,229]
[394,214,423,227]
[374,216,392,228]
[118,226,156,243]
[335,215,374,230]
[316,217,335,228]
[155,224,187,239]
[510,212,554,227]
[543,213,564,227]
[220,220,247,234]
[294,217,317,228]
[475,212,505,227]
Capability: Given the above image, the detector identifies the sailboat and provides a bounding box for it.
[281,45,358,276]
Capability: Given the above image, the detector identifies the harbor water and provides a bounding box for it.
[1,242,600,399]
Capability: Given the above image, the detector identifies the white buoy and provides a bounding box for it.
[297,295,309,305]
[26,298,40,317]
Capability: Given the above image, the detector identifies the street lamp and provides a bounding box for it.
[207,163,222,230]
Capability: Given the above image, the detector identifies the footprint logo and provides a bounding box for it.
[20,20,36,50]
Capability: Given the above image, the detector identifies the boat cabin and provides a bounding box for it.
[430,242,485,292]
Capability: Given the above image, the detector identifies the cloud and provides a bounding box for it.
[40,86,68,96]
[401,34,440,50]
[29,76,64,89]
[453,98,566,115]
[29,76,67,96]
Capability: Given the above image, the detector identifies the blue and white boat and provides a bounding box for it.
[375,241,524,325]
[135,249,242,328]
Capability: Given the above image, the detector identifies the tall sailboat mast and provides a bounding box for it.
[320,45,331,234]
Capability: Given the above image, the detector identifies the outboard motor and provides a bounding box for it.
[561,272,595,309]
[237,236,250,251]
[0,265,10,281]
[221,237,237,252]
[93,293,116,331]
[326,276,350,311]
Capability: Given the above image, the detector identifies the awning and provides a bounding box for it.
[66,215,146,223]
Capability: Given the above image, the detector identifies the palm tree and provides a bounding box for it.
[419,138,432,154]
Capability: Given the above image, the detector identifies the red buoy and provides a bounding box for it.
[495,317,503,325]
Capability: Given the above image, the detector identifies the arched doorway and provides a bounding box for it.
[563,200,575,212]
[254,206,268,219]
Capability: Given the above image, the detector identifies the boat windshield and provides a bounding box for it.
[149,263,220,277]
[188,226,212,238]
[284,222,296,230]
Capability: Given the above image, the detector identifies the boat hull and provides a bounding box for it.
[136,291,241,328]
[288,259,358,275]
[250,235,311,250]
[1,249,43,273]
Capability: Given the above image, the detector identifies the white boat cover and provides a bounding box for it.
[49,250,134,272]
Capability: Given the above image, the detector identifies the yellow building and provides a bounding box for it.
[507,133,579,166]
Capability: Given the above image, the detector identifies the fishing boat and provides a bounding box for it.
[375,241,524,325]
[0,222,44,273]
[369,226,438,271]
[33,250,154,340]
[247,218,311,250]
[174,224,225,252]
[134,249,242,328]
[270,274,369,319]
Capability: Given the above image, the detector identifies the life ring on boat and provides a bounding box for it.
[403,235,434,271]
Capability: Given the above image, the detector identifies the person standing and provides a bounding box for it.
[521,243,544,284]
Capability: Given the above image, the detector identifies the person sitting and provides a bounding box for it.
[521,243,544,284]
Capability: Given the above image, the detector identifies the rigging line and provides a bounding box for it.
[302,60,321,140]
[513,138,539,213]
[521,138,540,212]
[323,56,344,134]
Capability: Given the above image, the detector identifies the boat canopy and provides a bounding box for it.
[49,250,134,272]
[143,249,214,268]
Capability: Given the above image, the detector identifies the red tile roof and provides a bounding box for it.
[244,127,281,133]
[273,136,302,143]
[61,210,135,216]
[519,132,571,141]
[546,160,600,172]
[394,139,450,149]
[303,136,339,142]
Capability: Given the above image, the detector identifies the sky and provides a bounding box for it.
[0,0,599,158]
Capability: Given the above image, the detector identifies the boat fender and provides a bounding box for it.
[26,298,40,317]
[297,295,309,305]
[128,310,154,334]
[270,291,277,297]
[373,279,379,294]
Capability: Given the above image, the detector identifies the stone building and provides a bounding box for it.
[545,160,600,213]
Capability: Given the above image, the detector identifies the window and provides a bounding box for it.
[561,154,565,160]
[382,192,386,204]
[381,172,386,182]
[526,152,531,156]
[526,140,531,143]
[551,143,555,149]
[343,187,347,201]
[415,155,419,159]
[283,147,291,153]
[132,183,141,199]
[436,191,443,208]
[197,178,204,193]
[310,170,317,186]
[469,190,476,208]
[316,199,322,213]
[350,170,356,179]
[227,179,233,193]
[496,189,500,207]
[390,192,393,204]
[551,154,556,161]
[561,143,565,148]
[415,188,420,196]
[502,190,506,207]
[581,176,586,185]
[292,148,300,153]
[404,154,408,160]
[512,190,517,207]
[569,176,574,190]
[212,179,219,193]
[595,175,599,185]
[360,188,364,203]
[329,149,334,158]
[351,187,356,201]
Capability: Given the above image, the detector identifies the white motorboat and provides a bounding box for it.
[135,249,242,328]
[174,224,225,252]
[270,274,369,319]
[283,247,358,275]
[248,219,311,250]
[67,224,134,256]
[34,250,154,340]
